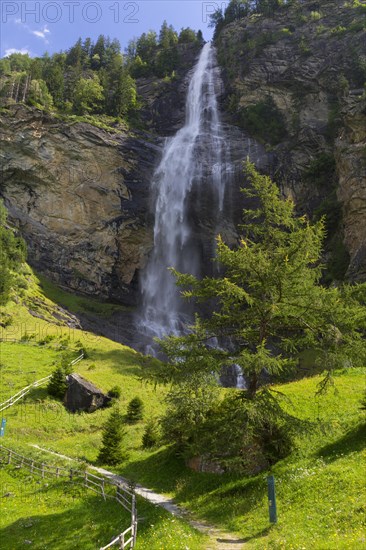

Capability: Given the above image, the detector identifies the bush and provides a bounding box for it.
[98,408,128,465]
[38,334,56,346]
[142,419,160,449]
[20,332,35,341]
[304,153,336,188]
[108,385,122,399]
[310,11,322,21]
[126,397,144,423]
[238,96,287,146]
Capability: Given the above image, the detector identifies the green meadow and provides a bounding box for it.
[0,271,365,549]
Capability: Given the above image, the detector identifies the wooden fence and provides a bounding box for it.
[0,445,137,549]
[0,352,84,413]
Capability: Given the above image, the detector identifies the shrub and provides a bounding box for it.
[77,345,88,359]
[304,153,336,188]
[98,408,128,465]
[142,419,160,449]
[20,332,35,341]
[330,26,347,35]
[310,11,322,21]
[126,397,144,423]
[38,334,56,346]
[238,96,287,146]
[108,385,122,399]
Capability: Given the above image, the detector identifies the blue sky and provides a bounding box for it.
[0,1,226,58]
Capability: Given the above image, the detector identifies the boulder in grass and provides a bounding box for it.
[64,373,111,413]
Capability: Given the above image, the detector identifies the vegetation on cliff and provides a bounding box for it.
[0,23,203,121]
[0,200,27,307]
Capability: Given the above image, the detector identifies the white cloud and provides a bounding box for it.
[5,48,31,57]
[32,26,50,42]
[14,19,51,44]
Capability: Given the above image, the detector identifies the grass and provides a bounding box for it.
[0,468,206,550]
[117,370,366,549]
[1,268,365,548]
[37,274,131,318]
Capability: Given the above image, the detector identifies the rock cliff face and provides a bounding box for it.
[336,95,366,281]
[0,48,270,306]
[0,105,159,304]
[216,0,366,280]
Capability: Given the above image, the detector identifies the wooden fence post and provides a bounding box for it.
[7,450,12,464]
[31,461,34,474]
[132,493,137,547]
[56,467,60,478]
[41,463,45,478]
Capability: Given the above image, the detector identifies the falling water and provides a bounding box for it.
[138,43,230,346]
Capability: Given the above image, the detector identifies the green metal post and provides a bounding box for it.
[267,475,277,524]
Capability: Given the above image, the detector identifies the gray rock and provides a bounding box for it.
[64,373,111,413]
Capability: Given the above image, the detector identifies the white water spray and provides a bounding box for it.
[139,43,230,345]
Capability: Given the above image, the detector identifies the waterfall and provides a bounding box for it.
[138,43,230,346]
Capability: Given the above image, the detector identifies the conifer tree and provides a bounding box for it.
[126,397,144,423]
[142,419,160,449]
[0,201,27,305]
[47,366,67,400]
[153,162,366,460]
[157,161,366,396]
[98,408,127,465]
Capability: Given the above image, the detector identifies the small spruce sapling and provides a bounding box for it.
[98,407,128,465]
[126,397,144,423]
[142,419,160,449]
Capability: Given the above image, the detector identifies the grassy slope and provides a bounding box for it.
[0,469,203,550]
[116,370,366,549]
[0,272,207,549]
[1,270,365,549]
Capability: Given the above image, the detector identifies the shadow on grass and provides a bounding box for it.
[316,423,366,462]
[241,526,273,542]
[119,447,266,526]
[0,489,128,550]
[87,347,144,378]
[0,466,198,549]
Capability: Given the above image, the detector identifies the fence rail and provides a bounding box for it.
[0,352,84,413]
[0,445,137,549]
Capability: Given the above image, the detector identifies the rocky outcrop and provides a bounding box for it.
[137,42,202,135]
[64,373,111,412]
[216,0,366,279]
[0,105,159,305]
[336,95,366,281]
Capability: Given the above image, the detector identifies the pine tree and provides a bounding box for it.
[126,397,144,423]
[98,408,127,465]
[153,162,366,461]
[47,366,67,400]
[158,161,366,396]
[142,419,160,449]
